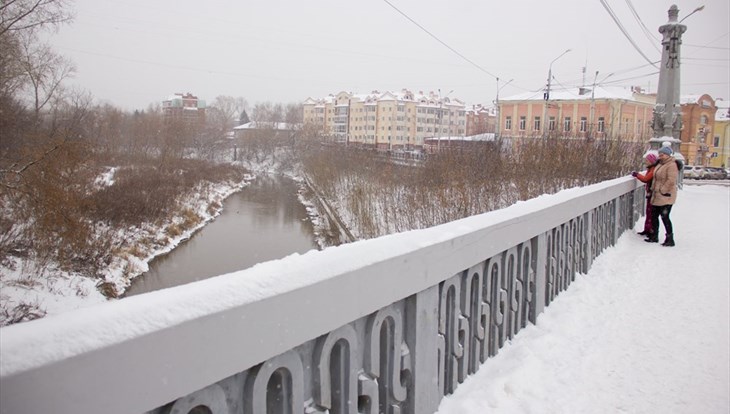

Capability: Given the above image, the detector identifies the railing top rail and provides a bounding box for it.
[0,177,640,414]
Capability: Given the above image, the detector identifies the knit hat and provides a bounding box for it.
[645,152,658,164]
[659,146,673,156]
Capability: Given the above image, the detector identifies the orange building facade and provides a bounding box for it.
[162,92,206,126]
[497,87,655,141]
[679,94,718,166]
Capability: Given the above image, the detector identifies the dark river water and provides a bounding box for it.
[124,175,319,296]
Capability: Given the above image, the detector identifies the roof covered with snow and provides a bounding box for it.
[304,89,467,109]
[501,86,649,103]
[716,99,730,122]
[233,122,299,131]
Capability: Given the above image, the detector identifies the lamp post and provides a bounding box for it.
[590,71,613,140]
[679,5,704,23]
[437,89,453,151]
[542,49,571,139]
[494,77,513,138]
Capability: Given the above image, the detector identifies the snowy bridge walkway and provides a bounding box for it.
[0,181,728,414]
[436,183,729,414]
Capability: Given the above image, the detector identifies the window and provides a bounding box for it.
[534,116,541,131]
[549,116,556,131]
[505,116,512,130]
[519,116,526,131]
[580,117,587,132]
[597,117,605,132]
[700,115,708,125]
[564,117,571,132]
[714,136,720,147]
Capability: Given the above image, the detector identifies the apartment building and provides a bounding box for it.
[679,94,719,166]
[465,104,495,136]
[162,92,206,125]
[303,90,467,151]
[497,86,655,141]
[712,99,730,168]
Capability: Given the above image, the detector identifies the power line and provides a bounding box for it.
[685,44,730,50]
[601,71,660,85]
[684,32,730,57]
[381,0,499,81]
[624,0,661,53]
[599,0,658,68]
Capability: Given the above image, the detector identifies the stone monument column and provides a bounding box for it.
[650,5,686,155]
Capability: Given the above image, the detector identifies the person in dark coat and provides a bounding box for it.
[632,151,658,236]
[645,146,678,246]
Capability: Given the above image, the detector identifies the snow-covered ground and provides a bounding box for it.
[436,183,730,414]
[1,181,726,412]
[0,173,252,325]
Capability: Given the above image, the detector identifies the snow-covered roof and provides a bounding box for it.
[680,94,703,105]
[233,122,298,131]
[716,99,730,122]
[305,89,467,109]
[502,86,646,102]
[424,134,497,142]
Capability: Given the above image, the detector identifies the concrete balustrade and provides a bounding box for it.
[0,178,643,414]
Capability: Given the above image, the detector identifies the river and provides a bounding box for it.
[124,175,319,296]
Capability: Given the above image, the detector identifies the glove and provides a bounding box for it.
[662,193,671,197]
[631,171,638,177]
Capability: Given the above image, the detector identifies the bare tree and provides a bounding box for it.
[251,101,273,124]
[19,37,75,121]
[0,0,73,36]
[285,102,302,125]
[0,31,24,98]
[210,95,237,131]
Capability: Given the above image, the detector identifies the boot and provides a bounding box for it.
[662,234,675,247]
[644,235,659,243]
[637,230,651,236]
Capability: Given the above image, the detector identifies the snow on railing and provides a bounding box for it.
[0,178,644,414]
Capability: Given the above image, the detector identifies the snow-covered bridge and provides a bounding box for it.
[1,179,727,414]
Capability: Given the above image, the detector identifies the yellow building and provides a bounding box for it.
[711,99,730,168]
[303,90,467,151]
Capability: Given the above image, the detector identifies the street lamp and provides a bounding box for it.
[679,5,705,23]
[495,77,513,138]
[590,71,613,140]
[437,89,453,151]
[542,49,571,139]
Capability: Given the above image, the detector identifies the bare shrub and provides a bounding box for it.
[0,300,47,325]
[300,138,643,240]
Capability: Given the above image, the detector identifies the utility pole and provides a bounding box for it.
[542,49,571,139]
[590,71,599,140]
[495,77,513,139]
[437,89,453,151]
[590,71,613,140]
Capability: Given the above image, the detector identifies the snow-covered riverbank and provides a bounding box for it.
[0,152,343,326]
[0,174,253,326]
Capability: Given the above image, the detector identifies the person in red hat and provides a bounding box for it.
[645,146,679,246]
[631,151,659,236]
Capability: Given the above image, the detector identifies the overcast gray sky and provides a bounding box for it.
[48,0,729,110]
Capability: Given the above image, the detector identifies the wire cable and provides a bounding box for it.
[599,0,658,68]
[624,0,661,52]
[381,0,499,81]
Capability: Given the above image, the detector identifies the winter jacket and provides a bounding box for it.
[651,156,678,206]
[635,166,655,198]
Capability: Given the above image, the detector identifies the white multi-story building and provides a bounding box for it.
[303,89,467,151]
